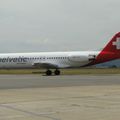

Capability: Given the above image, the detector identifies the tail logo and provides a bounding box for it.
[113,37,120,50]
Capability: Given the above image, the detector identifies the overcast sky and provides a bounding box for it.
[0,0,120,52]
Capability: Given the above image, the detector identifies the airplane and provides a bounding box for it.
[0,32,120,76]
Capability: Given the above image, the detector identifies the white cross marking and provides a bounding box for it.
[113,37,120,49]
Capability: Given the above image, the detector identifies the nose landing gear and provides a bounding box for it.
[46,69,61,76]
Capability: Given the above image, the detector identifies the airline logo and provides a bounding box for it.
[0,57,27,63]
[113,37,120,50]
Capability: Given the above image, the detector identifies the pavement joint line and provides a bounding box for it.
[0,104,60,120]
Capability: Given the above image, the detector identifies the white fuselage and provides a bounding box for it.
[0,51,100,69]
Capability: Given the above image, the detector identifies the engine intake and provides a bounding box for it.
[88,55,96,61]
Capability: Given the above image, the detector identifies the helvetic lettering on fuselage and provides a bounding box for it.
[0,57,27,63]
[0,32,120,76]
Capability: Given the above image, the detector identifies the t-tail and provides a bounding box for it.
[90,32,120,65]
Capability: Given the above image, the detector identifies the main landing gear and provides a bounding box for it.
[46,69,61,76]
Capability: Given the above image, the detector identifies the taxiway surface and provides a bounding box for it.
[0,74,120,89]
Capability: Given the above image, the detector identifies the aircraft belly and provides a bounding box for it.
[57,61,91,68]
[70,61,90,68]
[0,63,33,69]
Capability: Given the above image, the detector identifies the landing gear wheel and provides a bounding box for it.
[54,69,60,75]
[46,70,52,76]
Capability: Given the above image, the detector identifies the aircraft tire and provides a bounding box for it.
[46,70,52,76]
[54,69,60,75]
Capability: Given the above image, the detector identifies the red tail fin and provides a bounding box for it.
[94,32,120,64]
[102,32,120,52]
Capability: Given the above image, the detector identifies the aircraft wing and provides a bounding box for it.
[32,62,58,69]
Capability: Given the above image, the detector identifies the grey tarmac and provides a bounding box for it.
[0,74,120,89]
[0,75,120,120]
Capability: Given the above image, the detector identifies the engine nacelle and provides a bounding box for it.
[69,54,96,62]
